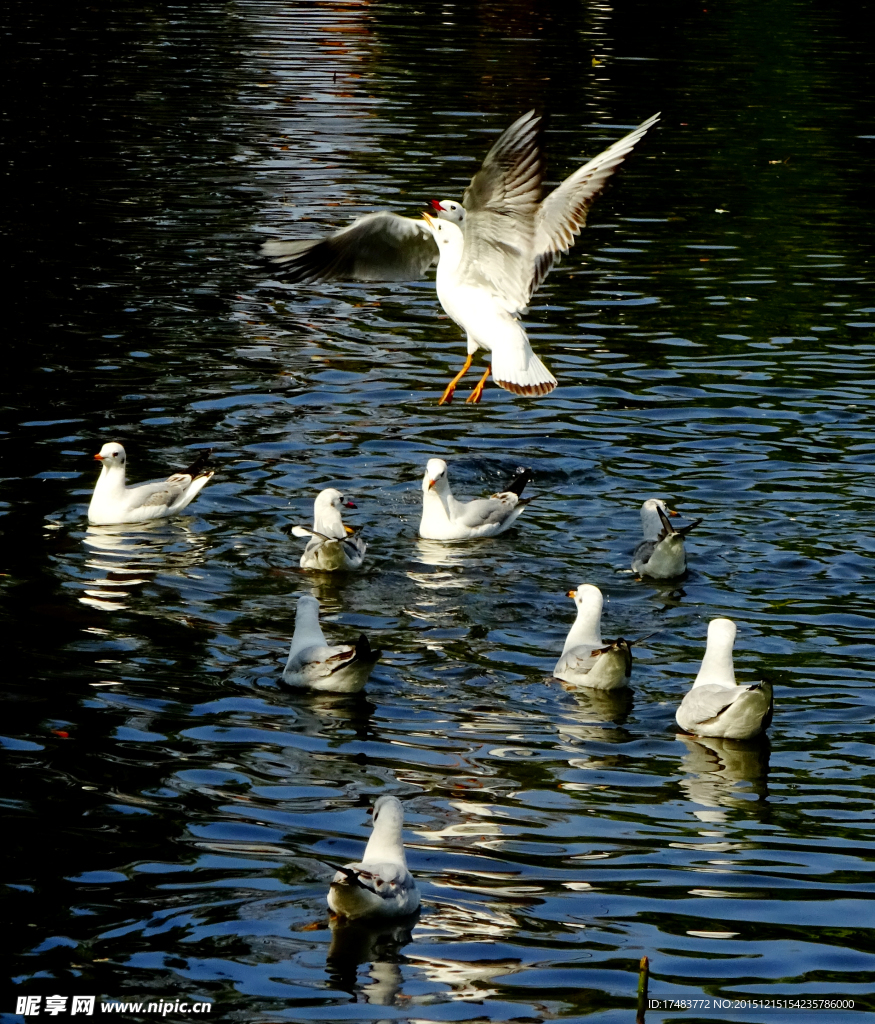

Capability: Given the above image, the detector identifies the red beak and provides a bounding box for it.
[429,199,444,212]
[344,500,356,509]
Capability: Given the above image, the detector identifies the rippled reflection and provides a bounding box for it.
[79,521,210,611]
[327,914,418,1004]
[676,733,771,816]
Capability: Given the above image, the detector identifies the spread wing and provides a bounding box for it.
[459,110,545,313]
[530,112,660,294]
[262,211,437,283]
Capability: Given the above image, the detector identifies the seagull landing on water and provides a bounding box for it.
[553,584,650,690]
[282,595,381,693]
[422,110,660,403]
[262,111,658,402]
[676,618,773,740]
[631,498,701,579]
[419,458,533,541]
[290,488,366,571]
[328,795,420,920]
[87,442,214,526]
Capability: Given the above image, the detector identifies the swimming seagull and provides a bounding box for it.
[328,795,420,920]
[632,498,701,579]
[422,110,661,402]
[676,618,773,740]
[282,595,381,693]
[553,584,640,690]
[290,488,366,570]
[419,458,532,541]
[88,442,214,525]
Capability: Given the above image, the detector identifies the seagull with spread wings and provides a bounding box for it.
[262,111,658,401]
[422,110,660,402]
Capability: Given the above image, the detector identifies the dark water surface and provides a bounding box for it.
[4,0,875,1021]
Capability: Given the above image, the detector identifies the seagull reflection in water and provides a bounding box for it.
[326,913,418,1004]
[80,521,209,612]
[676,733,771,821]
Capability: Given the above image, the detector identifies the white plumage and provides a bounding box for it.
[87,442,213,526]
[282,595,381,694]
[418,459,532,541]
[553,584,633,690]
[676,618,773,740]
[422,111,660,403]
[291,488,366,571]
[631,498,700,579]
[328,795,420,920]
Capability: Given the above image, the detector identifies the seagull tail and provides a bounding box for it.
[180,448,214,480]
[492,347,557,397]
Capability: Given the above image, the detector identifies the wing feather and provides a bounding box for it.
[459,110,545,311]
[262,212,437,283]
[530,112,660,294]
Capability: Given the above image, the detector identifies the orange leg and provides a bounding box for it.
[465,363,491,404]
[438,354,473,405]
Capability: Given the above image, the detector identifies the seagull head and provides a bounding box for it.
[421,211,464,253]
[429,198,465,224]
[423,458,449,493]
[316,488,356,512]
[640,497,678,539]
[566,583,604,622]
[94,442,126,467]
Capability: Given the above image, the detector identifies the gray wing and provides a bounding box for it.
[261,211,437,283]
[554,647,598,676]
[459,110,545,312]
[128,475,191,510]
[632,539,657,566]
[455,494,519,529]
[678,684,746,727]
[338,861,416,898]
[530,113,660,294]
[286,642,358,680]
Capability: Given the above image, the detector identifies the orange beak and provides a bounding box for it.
[566,589,577,599]
[422,211,436,228]
[427,478,435,489]
[94,453,104,461]
[669,508,679,516]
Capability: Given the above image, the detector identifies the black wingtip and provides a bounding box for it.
[354,634,382,663]
[181,448,213,479]
[504,466,533,497]
[676,517,702,538]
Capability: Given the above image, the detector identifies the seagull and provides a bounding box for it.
[261,201,465,283]
[419,458,532,541]
[328,795,420,920]
[290,488,366,570]
[262,111,659,401]
[631,498,701,579]
[87,442,214,526]
[422,110,660,402]
[282,595,381,693]
[676,618,774,740]
[553,584,636,690]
